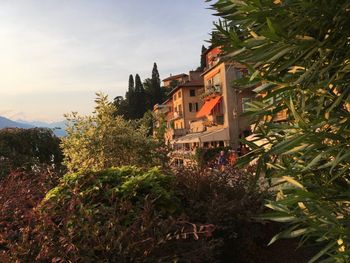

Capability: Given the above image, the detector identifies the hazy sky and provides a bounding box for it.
[0,0,214,122]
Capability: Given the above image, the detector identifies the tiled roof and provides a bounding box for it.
[167,80,204,96]
[162,73,188,82]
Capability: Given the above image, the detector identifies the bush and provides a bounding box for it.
[61,93,168,172]
[195,146,232,168]
[0,166,63,259]
[16,166,184,262]
[174,166,269,262]
[0,128,63,177]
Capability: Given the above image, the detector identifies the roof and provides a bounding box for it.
[196,96,222,118]
[162,73,188,82]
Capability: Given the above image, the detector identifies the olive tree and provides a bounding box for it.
[209,0,350,261]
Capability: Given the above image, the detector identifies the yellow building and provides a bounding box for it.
[165,71,204,144]
[174,46,255,150]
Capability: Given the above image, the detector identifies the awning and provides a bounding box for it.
[200,128,229,142]
[196,96,222,118]
[175,133,201,144]
[174,128,230,145]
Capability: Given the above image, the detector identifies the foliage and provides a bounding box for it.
[198,44,208,71]
[6,165,312,262]
[172,166,313,262]
[144,63,166,109]
[195,146,231,168]
[61,92,167,172]
[13,166,183,262]
[0,128,63,177]
[114,63,167,121]
[0,166,63,260]
[210,0,350,261]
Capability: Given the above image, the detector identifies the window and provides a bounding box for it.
[178,91,182,98]
[235,68,248,79]
[189,103,193,112]
[242,98,252,113]
[190,89,195,97]
[173,94,177,100]
[195,103,199,112]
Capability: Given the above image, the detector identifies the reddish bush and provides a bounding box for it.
[0,166,62,261]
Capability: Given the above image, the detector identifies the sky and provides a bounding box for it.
[0,0,215,122]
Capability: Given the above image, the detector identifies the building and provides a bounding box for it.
[154,70,204,146]
[174,46,255,152]
[162,73,189,90]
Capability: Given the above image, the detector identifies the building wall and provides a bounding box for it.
[163,75,189,88]
[172,89,185,130]
[182,87,204,130]
[203,62,255,149]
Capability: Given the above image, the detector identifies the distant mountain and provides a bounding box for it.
[16,119,67,137]
[0,116,68,137]
[0,116,34,129]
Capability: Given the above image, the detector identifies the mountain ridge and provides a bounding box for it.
[0,116,67,137]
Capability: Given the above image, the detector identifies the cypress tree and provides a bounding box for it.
[200,45,207,71]
[150,62,164,106]
[135,74,143,92]
[128,74,134,92]
[134,74,146,118]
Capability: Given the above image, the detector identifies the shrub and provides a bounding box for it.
[195,146,232,168]
[0,166,63,259]
[16,166,184,262]
[61,93,168,172]
[173,166,270,262]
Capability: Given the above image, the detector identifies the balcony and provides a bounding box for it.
[173,128,187,137]
[171,111,183,120]
[200,84,222,99]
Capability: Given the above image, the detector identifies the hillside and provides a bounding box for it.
[0,116,67,137]
[0,116,33,129]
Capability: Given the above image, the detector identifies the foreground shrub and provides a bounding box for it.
[61,93,168,172]
[10,165,315,262]
[0,166,63,259]
[174,166,269,262]
[16,166,183,262]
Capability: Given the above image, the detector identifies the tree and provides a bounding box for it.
[200,45,207,71]
[210,0,350,261]
[146,63,165,108]
[128,74,134,93]
[0,128,63,176]
[113,95,128,118]
[61,92,167,172]
[133,74,147,119]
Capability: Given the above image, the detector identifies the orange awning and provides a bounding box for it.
[196,96,222,118]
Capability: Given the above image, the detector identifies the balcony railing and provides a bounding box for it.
[172,111,183,120]
[173,129,187,136]
[200,84,222,99]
